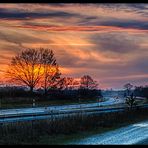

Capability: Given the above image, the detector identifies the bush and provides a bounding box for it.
[0,87,102,105]
[134,86,148,99]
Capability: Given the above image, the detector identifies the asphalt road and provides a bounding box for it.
[0,97,124,117]
[0,96,147,123]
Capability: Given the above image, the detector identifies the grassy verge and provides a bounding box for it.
[35,113,148,145]
[0,97,105,109]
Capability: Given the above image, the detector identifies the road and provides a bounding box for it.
[0,96,124,117]
[0,94,147,144]
[0,96,127,123]
[0,96,147,123]
[67,120,148,145]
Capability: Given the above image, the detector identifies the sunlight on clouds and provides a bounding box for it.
[0,4,147,89]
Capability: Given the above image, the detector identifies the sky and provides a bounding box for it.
[0,3,147,89]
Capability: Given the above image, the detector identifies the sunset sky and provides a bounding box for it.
[0,3,148,89]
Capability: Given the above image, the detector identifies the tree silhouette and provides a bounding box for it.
[57,77,80,90]
[124,83,133,96]
[6,48,60,93]
[6,49,43,92]
[80,75,98,90]
[39,48,61,94]
[125,93,137,110]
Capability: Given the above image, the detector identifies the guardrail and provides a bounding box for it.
[0,104,148,123]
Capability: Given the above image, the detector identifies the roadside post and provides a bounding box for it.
[78,89,81,104]
[32,99,35,107]
[97,97,100,107]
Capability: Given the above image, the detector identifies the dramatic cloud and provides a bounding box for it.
[99,20,148,30]
[90,32,145,53]
[0,7,81,20]
[0,3,147,89]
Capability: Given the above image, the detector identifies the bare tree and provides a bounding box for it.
[124,83,133,96]
[6,48,61,94]
[53,77,66,90]
[80,75,98,90]
[125,93,137,110]
[52,77,80,90]
[39,48,61,95]
[6,49,43,92]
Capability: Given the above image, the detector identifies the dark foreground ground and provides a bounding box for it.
[137,138,148,145]
[0,107,147,145]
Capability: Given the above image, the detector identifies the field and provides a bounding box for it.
[0,107,147,145]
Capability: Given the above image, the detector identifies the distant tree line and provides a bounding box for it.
[123,83,148,109]
[123,82,148,99]
[123,83,133,96]
[134,85,148,99]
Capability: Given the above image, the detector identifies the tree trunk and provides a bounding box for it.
[44,88,47,96]
[30,86,33,93]
[44,71,48,96]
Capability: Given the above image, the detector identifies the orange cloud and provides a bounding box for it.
[0,4,147,89]
[10,25,148,33]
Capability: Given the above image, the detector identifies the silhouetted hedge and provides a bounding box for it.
[47,89,102,101]
[0,86,102,104]
[134,86,148,99]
